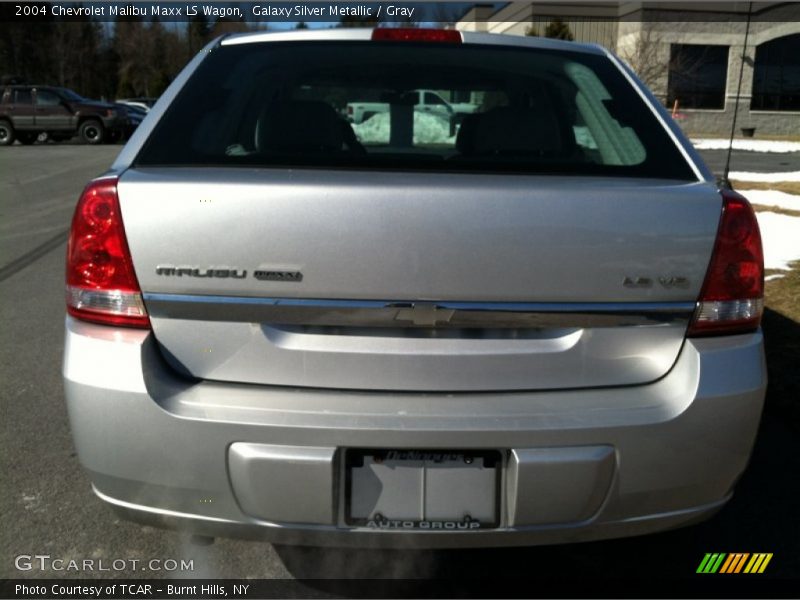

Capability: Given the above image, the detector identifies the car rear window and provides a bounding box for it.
[135,41,696,180]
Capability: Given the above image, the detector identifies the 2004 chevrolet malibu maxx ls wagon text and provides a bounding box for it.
[63,28,766,547]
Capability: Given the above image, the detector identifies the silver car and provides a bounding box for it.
[63,28,766,547]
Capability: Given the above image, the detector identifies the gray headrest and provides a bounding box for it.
[472,106,563,155]
[257,101,344,153]
[455,113,481,155]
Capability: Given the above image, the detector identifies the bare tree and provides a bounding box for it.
[619,22,708,102]
[618,23,667,93]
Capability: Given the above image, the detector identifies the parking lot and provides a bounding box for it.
[1,144,799,586]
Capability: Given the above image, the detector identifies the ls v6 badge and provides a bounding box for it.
[155,266,303,282]
[623,275,690,289]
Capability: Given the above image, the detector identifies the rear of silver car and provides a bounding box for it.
[62,29,766,547]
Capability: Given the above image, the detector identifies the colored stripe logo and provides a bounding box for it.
[697,553,773,574]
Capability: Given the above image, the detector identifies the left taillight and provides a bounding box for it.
[66,177,150,328]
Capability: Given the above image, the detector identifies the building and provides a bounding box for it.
[457,2,800,137]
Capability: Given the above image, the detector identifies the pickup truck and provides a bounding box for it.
[346,89,477,124]
[0,85,131,145]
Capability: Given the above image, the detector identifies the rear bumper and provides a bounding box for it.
[63,317,766,548]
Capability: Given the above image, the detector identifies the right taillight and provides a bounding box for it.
[688,190,764,337]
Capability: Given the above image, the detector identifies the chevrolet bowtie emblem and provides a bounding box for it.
[393,303,455,327]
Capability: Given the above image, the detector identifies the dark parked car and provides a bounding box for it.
[116,97,158,112]
[0,85,130,145]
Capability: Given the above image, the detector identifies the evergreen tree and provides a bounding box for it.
[544,18,574,41]
[0,11,58,84]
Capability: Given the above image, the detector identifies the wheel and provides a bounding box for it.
[79,119,105,145]
[17,132,37,145]
[0,120,15,146]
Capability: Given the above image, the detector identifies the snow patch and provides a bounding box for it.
[691,138,800,153]
[755,211,800,270]
[21,493,41,512]
[740,190,800,212]
[353,111,456,145]
[729,171,800,183]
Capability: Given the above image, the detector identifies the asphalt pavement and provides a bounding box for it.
[1,145,293,581]
[699,148,800,176]
[1,144,799,587]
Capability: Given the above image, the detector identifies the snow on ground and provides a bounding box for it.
[729,171,800,183]
[691,138,800,153]
[756,211,800,271]
[739,189,800,211]
[704,145,800,273]
[353,112,456,145]
[353,116,601,150]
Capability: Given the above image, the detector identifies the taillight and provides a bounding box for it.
[688,190,764,337]
[66,178,150,328]
[371,28,462,43]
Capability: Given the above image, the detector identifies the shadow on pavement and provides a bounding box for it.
[762,307,800,426]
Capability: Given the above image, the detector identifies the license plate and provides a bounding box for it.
[345,449,501,530]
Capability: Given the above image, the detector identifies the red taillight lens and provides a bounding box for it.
[371,28,462,44]
[66,178,150,328]
[688,190,764,336]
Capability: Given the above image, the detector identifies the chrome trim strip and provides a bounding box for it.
[93,485,239,525]
[143,293,694,329]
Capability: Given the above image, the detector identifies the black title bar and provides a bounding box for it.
[2,1,798,23]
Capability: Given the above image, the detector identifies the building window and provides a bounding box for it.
[751,34,800,112]
[667,44,729,109]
